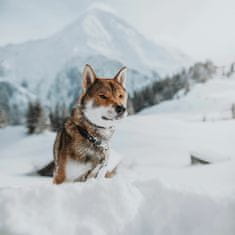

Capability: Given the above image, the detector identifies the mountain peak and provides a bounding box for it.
[86,3,117,15]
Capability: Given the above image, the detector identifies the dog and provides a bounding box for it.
[53,64,128,184]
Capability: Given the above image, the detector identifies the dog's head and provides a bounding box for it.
[79,64,128,128]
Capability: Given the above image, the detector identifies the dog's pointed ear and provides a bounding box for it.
[114,67,127,87]
[82,64,96,91]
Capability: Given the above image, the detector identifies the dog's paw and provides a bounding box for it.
[53,175,65,184]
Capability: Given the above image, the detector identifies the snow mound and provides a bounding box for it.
[0,178,142,235]
[0,178,234,235]
[125,179,235,235]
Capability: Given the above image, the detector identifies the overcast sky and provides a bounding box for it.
[0,0,234,65]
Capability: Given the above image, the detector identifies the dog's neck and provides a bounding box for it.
[71,107,115,142]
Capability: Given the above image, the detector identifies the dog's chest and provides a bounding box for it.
[65,159,92,181]
[99,126,115,140]
[69,125,114,163]
[75,126,114,149]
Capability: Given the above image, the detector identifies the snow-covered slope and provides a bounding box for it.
[142,73,235,121]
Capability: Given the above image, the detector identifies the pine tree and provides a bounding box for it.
[0,109,8,128]
[49,104,68,132]
[26,101,49,134]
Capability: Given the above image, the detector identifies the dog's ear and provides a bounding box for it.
[114,67,127,87]
[82,64,96,91]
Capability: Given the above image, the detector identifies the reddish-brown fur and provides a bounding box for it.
[80,78,127,108]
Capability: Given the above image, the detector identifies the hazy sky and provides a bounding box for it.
[0,0,234,65]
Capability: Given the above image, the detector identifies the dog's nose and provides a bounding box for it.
[115,105,126,114]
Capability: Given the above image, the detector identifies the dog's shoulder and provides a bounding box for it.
[54,118,75,150]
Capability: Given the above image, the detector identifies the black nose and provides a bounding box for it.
[115,105,126,114]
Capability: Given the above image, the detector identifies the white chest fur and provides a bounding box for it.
[65,159,92,181]
[99,126,115,140]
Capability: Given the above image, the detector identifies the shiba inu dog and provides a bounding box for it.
[53,64,128,184]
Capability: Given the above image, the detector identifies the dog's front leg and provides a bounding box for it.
[53,156,67,184]
[73,161,105,182]
[95,161,108,179]
[89,150,109,179]
[88,162,106,179]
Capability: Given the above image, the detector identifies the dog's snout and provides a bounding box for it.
[115,105,126,114]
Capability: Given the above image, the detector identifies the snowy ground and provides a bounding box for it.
[0,76,235,235]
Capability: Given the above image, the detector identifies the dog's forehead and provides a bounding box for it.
[93,79,125,93]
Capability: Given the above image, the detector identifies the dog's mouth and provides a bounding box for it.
[102,116,113,121]
[102,114,125,121]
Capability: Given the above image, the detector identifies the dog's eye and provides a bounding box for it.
[119,95,123,98]
[99,95,107,99]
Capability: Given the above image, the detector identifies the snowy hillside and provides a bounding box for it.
[0,89,235,234]
[142,73,235,121]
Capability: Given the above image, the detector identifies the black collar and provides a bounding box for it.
[75,124,102,146]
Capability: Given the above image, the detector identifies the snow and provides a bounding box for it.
[0,76,235,234]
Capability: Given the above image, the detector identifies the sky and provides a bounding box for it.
[0,0,234,65]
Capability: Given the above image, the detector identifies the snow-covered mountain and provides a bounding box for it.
[0,5,192,121]
[0,6,190,92]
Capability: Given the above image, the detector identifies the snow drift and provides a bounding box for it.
[0,177,234,235]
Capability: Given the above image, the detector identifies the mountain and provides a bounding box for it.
[0,6,191,90]
[0,5,192,122]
